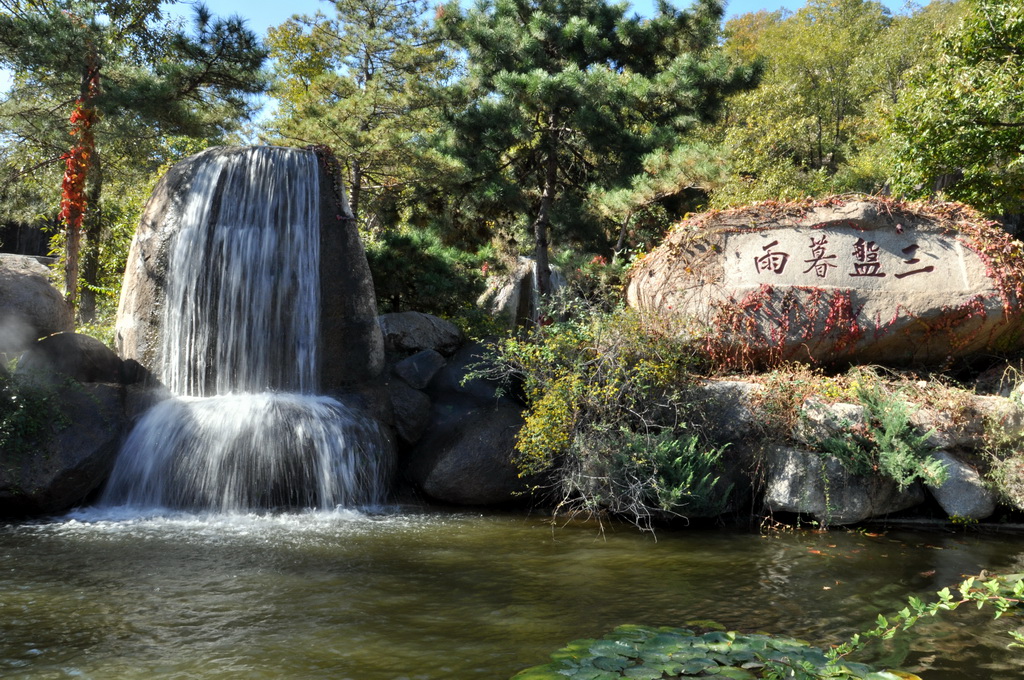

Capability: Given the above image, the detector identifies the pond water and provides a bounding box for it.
[2,508,1023,680]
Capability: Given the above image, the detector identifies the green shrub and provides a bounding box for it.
[364,227,493,334]
[817,380,948,491]
[477,299,727,528]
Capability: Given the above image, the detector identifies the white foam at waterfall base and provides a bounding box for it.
[102,147,389,512]
[102,394,390,511]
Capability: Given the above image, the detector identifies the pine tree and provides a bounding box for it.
[438,0,758,294]
[265,0,455,229]
[0,0,267,320]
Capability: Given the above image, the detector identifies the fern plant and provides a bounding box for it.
[819,381,947,490]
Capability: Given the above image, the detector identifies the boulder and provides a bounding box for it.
[0,382,125,516]
[115,145,384,389]
[793,397,867,447]
[378,311,463,356]
[393,349,446,390]
[15,332,126,384]
[406,398,528,506]
[627,198,1024,368]
[388,380,431,445]
[911,394,1024,450]
[426,340,506,402]
[926,451,997,520]
[478,257,567,329]
[692,380,764,443]
[0,254,72,355]
[762,445,925,525]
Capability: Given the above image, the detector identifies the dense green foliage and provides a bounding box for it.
[712,0,965,207]
[888,0,1024,215]
[513,573,1024,679]
[0,0,266,320]
[1,0,1021,328]
[364,227,490,323]
[264,0,456,230]
[478,302,732,528]
[437,0,758,293]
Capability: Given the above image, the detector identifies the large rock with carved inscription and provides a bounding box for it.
[627,198,1024,367]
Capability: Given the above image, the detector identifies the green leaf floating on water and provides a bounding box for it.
[712,667,758,679]
[509,625,921,679]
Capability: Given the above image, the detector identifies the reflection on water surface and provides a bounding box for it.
[2,509,1023,679]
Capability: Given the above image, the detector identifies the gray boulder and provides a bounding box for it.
[627,198,1024,368]
[16,332,126,384]
[911,394,1024,450]
[0,254,72,355]
[693,380,764,443]
[926,451,997,520]
[0,382,125,516]
[378,311,463,356]
[407,398,528,506]
[427,340,505,402]
[478,257,567,329]
[763,445,925,525]
[404,337,528,505]
[394,349,446,390]
[388,380,431,445]
[793,397,867,447]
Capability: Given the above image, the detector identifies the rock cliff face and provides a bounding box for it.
[115,146,384,389]
[627,198,1024,368]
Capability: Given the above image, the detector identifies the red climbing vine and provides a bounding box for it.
[59,35,100,308]
[60,100,97,231]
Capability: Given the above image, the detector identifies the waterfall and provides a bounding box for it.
[160,148,321,396]
[103,147,389,512]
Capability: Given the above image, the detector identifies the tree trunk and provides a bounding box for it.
[79,149,103,323]
[64,210,81,312]
[531,118,558,298]
[63,47,100,315]
[351,157,361,226]
[612,212,633,265]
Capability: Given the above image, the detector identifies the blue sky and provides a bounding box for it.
[186,0,910,33]
[1,0,910,100]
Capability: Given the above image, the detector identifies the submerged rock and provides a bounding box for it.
[627,198,1024,368]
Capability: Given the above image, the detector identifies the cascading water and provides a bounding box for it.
[102,147,389,511]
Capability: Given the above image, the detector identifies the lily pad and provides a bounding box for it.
[710,667,758,679]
